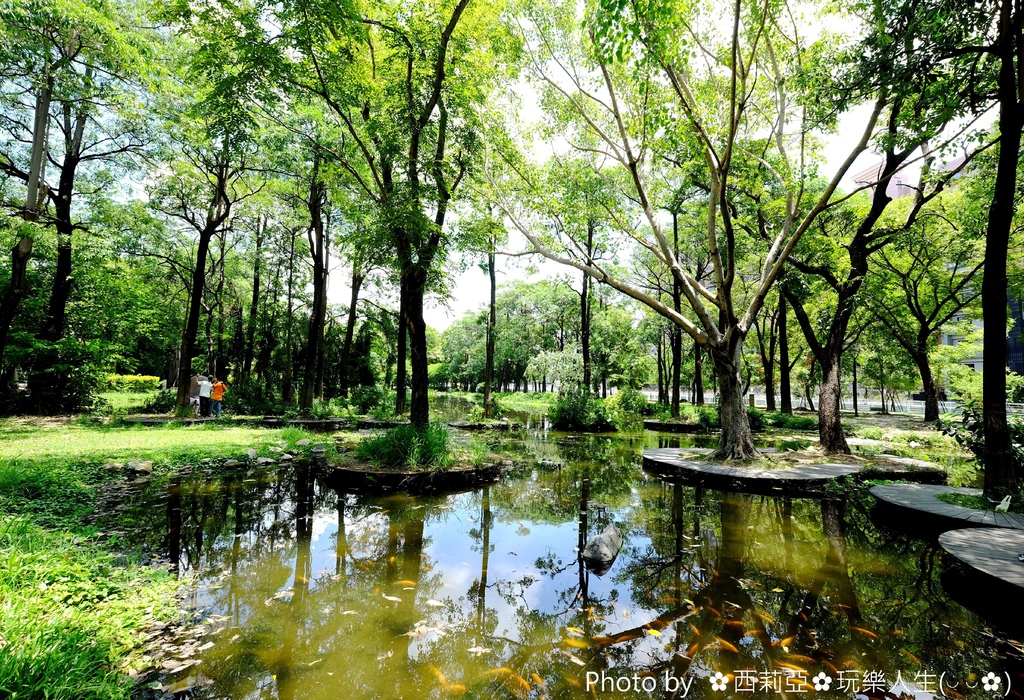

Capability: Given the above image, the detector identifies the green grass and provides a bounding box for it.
[847,420,979,486]
[95,391,158,414]
[0,517,181,700]
[493,391,557,413]
[0,418,329,698]
[0,419,325,530]
[936,491,1022,513]
[356,423,454,469]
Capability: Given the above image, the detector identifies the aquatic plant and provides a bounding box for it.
[356,423,454,469]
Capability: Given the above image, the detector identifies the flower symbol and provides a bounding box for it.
[982,672,1002,692]
[710,672,730,691]
[813,672,833,691]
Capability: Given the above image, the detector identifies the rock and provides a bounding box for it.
[103,462,123,472]
[296,438,311,446]
[909,440,920,448]
[582,524,623,576]
[256,457,276,466]
[276,440,288,447]
[280,453,294,461]
[246,448,258,459]
[223,459,242,467]
[127,461,154,474]
[310,444,327,454]
[268,446,283,453]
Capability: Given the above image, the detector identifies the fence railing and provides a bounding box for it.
[640,390,1024,416]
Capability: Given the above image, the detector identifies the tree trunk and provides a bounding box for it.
[175,228,215,409]
[779,296,792,414]
[0,237,33,372]
[282,231,296,404]
[817,351,849,453]
[982,4,1022,496]
[300,172,328,411]
[709,336,759,461]
[484,248,496,418]
[913,344,940,422]
[39,93,87,344]
[581,275,591,394]
[671,212,682,417]
[39,213,73,342]
[694,341,705,406]
[243,215,264,380]
[656,334,666,405]
[2,77,52,370]
[402,270,430,427]
[339,266,363,397]
[852,357,859,417]
[396,303,407,415]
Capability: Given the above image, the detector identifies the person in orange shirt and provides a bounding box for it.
[210,377,227,418]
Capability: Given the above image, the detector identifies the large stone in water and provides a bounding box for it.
[582,524,622,576]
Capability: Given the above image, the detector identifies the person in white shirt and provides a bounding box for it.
[197,376,213,417]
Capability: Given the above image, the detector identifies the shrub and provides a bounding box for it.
[611,388,654,416]
[763,411,817,431]
[468,396,505,421]
[224,382,285,415]
[351,385,389,413]
[140,390,176,414]
[746,407,765,432]
[549,390,615,431]
[22,340,106,415]
[940,402,1024,473]
[104,374,161,393]
[356,423,453,469]
[696,405,720,430]
[306,397,348,419]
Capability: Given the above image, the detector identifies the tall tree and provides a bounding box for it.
[230,0,514,427]
[489,0,884,459]
[0,0,154,383]
[864,191,985,421]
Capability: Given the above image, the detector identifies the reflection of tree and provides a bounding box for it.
[106,441,1023,699]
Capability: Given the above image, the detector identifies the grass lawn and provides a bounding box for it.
[95,391,158,414]
[0,418,322,700]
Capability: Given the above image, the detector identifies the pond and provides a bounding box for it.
[112,419,1023,699]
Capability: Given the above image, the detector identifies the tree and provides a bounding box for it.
[0,0,155,390]
[226,0,515,427]
[863,191,984,421]
[488,0,885,459]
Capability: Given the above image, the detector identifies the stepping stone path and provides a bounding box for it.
[870,484,1024,530]
[939,528,1024,589]
[642,448,944,496]
[642,448,860,495]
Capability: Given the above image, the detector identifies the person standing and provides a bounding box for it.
[189,374,203,415]
[198,376,213,417]
[211,377,227,418]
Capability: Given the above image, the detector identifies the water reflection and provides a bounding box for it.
[110,427,1023,699]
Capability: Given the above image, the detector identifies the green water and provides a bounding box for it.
[118,419,1022,699]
